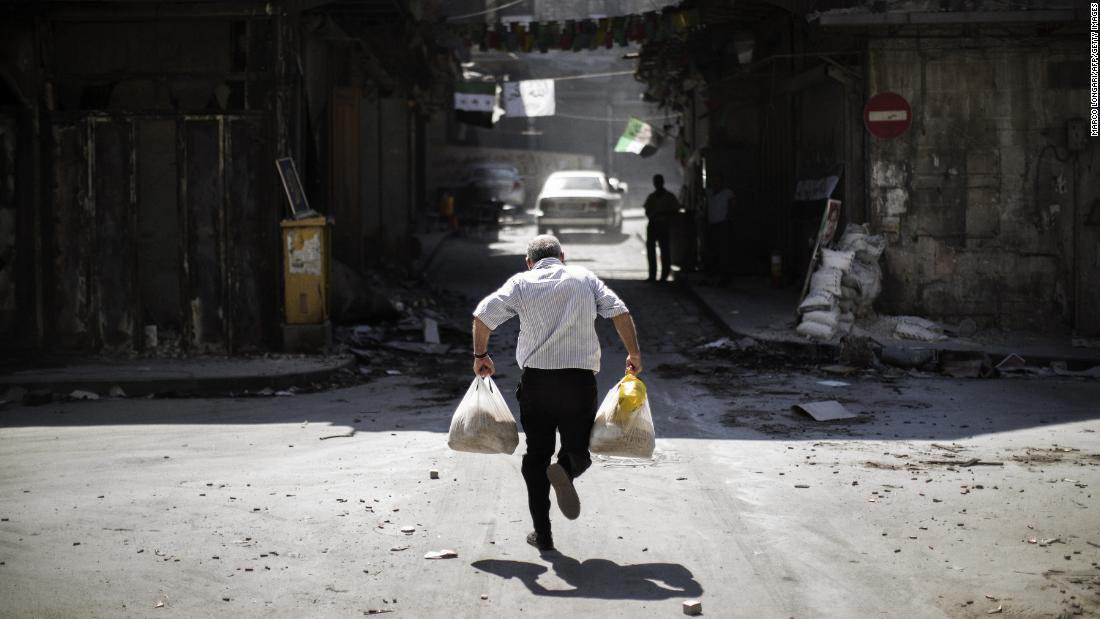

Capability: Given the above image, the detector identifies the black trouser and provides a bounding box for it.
[516,368,598,537]
[646,218,672,280]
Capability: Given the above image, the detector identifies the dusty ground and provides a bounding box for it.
[1,219,1098,618]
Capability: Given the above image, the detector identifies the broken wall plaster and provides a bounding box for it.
[867,35,1086,329]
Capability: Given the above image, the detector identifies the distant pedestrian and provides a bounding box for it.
[642,174,680,282]
[705,172,735,286]
[471,235,643,552]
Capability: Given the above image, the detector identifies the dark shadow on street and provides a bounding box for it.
[471,553,703,600]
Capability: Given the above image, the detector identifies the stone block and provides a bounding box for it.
[966,188,1001,238]
[966,150,1000,176]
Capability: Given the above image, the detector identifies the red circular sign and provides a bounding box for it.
[864,92,912,139]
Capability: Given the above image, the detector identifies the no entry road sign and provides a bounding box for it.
[864,92,912,139]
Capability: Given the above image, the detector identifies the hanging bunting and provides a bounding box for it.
[614,117,662,157]
[455,81,502,128]
[503,80,555,117]
[450,9,703,55]
[612,16,627,47]
[561,20,575,50]
[520,23,534,52]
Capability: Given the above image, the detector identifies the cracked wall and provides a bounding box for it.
[867,35,1098,331]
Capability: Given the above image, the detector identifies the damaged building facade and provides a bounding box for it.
[0,0,455,355]
[642,0,1096,333]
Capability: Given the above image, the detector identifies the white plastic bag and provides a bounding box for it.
[589,376,656,459]
[447,376,519,455]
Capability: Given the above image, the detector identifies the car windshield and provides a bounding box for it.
[545,175,603,191]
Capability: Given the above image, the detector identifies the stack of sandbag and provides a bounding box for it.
[836,224,886,318]
[796,224,887,341]
[797,248,855,340]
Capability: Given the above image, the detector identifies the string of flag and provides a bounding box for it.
[448,9,701,53]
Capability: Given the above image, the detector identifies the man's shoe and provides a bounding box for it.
[546,463,580,520]
[526,531,555,551]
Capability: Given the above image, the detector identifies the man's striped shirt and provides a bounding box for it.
[474,257,628,373]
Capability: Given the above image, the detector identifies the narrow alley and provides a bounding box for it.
[1,0,1098,617]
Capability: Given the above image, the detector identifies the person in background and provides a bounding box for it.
[642,174,680,283]
[471,235,643,552]
[705,172,735,286]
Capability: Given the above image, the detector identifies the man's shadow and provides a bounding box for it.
[471,552,703,600]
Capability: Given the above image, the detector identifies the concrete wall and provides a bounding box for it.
[867,35,1098,331]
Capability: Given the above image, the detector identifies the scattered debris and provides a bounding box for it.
[987,604,1003,614]
[108,385,127,398]
[480,594,488,600]
[817,380,850,387]
[794,484,810,489]
[894,316,947,342]
[995,354,1026,371]
[429,469,439,480]
[401,526,416,534]
[921,458,1003,467]
[383,341,450,355]
[821,364,859,376]
[879,346,935,369]
[69,390,100,400]
[424,549,458,559]
[792,400,857,421]
[683,599,703,616]
[385,370,403,376]
[389,545,409,552]
[319,431,357,440]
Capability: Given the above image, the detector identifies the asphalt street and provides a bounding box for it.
[1,217,1098,618]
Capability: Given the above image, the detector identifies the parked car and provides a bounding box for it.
[455,162,526,226]
[534,170,624,235]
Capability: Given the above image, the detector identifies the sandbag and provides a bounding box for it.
[820,248,855,272]
[799,290,836,314]
[797,320,836,340]
[809,267,844,297]
[802,310,840,329]
[589,375,655,459]
[448,376,519,455]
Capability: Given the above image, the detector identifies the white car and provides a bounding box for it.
[534,170,624,235]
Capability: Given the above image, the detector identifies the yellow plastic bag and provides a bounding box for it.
[590,375,655,459]
[614,374,646,424]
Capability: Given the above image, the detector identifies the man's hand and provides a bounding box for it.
[473,355,495,377]
[626,352,642,375]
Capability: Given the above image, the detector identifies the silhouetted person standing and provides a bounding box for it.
[642,174,680,282]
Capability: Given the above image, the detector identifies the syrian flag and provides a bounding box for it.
[455,81,503,128]
[614,117,662,157]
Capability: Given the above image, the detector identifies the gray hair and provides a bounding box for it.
[527,235,563,263]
